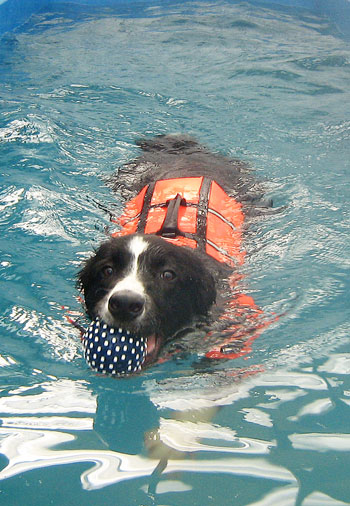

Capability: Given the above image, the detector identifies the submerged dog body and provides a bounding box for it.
[78,135,268,369]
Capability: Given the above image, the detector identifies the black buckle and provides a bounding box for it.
[157,194,187,238]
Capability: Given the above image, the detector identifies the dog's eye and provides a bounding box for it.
[101,266,114,277]
[161,270,176,281]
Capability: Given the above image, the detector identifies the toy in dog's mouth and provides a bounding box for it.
[82,317,161,375]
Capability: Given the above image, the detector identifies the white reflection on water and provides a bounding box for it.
[0,416,93,431]
[146,369,328,412]
[0,356,349,500]
[318,354,350,375]
[13,186,80,243]
[141,479,193,494]
[302,491,350,505]
[242,408,273,427]
[157,418,275,454]
[0,427,295,490]
[0,378,96,414]
[289,397,333,420]
[8,305,81,362]
[289,433,350,452]
[245,485,299,506]
[0,354,17,368]
[245,486,350,506]
[0,367,296,493]
[0,118,54,144]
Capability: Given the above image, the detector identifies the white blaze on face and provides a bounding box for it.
[99,236,149,323]
[117,235,148,295]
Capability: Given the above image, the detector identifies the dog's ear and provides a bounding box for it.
[76,254,96,293]
[76,238,116,292]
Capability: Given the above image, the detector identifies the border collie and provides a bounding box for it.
[78,135,269,370]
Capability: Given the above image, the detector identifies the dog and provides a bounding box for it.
[78,135,271,371]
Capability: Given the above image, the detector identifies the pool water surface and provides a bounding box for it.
[0,1,350,505]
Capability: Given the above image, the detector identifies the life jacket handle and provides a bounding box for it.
[156,193,187,239]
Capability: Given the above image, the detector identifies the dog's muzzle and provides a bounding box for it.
[82,317,146,375]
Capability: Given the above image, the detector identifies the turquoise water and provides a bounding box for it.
[1,1,350,504]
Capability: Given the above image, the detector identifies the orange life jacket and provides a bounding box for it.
[112,176,245,267]
[110,176,274,362]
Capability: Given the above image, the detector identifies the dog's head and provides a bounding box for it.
[78,234,216,368]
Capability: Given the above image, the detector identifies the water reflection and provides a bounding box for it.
[289,433,350,452]
[244,486,350,506]
[0,427,295,490]
[0,117,54,144]
[0,378,96,414]
[7,305,81,362]
[0,366,289,493]
[0,354,349,503]
[154,417,275,454]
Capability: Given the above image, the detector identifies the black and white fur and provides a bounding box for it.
[78,135,269,366]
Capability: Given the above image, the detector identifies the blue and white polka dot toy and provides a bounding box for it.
[82,317,147,375]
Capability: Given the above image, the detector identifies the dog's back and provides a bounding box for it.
[113,135,267,213]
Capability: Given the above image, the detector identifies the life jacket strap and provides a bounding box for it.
[137,181,156,233]
[196,176,212,251]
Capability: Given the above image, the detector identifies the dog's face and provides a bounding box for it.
[78,234,216,366]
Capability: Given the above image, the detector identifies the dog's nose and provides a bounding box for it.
[108,291,145,320]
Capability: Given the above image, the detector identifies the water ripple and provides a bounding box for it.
[0,117,54,144]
